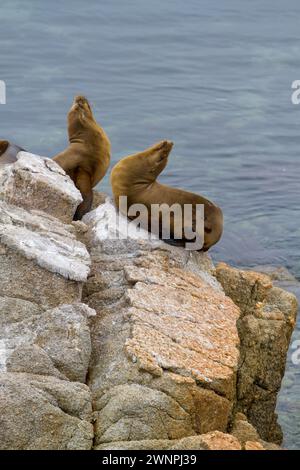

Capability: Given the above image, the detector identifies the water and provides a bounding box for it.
[0,0,299,448]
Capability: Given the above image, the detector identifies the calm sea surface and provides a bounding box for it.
[0,0,299,449]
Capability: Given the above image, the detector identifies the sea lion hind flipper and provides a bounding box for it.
[73,170,93,220]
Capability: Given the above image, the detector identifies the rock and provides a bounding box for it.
[215,262,273,317]
[95,432,281,451]
[95,432,241,450]
[0,201,90,283]
[216,263,298,443]
[231,414,260,446]
[6,345,67,380]
[0,297,42,371]
[83,200,240,446]
[260,441,282,451]
[244,441,265,451]
[2,300,95,379]
[0,248,82,310]
[0,373,93,450]
[71,220,89,245]
[197,431,242,450]
[95,439,175,450]
[91,190,107,211]
[0,152,82,223]
[0,152,296,450]
[0,157,96,450]
[234,412,248,422]
[1,302,95,448]
[94,383,194,444]
[34,303,96,383]
[0,298,95,376]
[0,201,91,365]
[252,265,298,283]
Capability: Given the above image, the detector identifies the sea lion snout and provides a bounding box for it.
[202,205,223,251]
[148,140,173,165]
[74,95,89,106]
[70,96,91,113]
[155,140,173,156]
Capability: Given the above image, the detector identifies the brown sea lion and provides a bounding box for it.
[0,140,25,166]
[110,140,223,251]
[53,96,111,220]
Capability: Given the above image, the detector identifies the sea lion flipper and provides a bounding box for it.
[73,170,93,221]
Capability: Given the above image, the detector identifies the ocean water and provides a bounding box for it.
[0,0,299,449]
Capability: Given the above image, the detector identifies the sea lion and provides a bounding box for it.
[0,140,25,166]
[110,140,223,251]
[53,96,111,220]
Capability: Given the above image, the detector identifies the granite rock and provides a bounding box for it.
[216,263,298,443]
[83,200,240,445]
[0,372,93,450]
[0,152,82,223]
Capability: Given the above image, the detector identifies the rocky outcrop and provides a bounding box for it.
[0,155,93,449]
[0,152,82,223]
[216,263,298,443]
[82,201,240,446]
[0,153,296,450]
[0,373,93,450]
[95,431,243,450]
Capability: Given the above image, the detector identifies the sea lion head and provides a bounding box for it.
[67,95,98,141]
[111,140,174,195]
[203,204,223,252]
[144,140,174,179]
[0,140,9,156]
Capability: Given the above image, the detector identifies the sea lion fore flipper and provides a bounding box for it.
[73,169,93,220]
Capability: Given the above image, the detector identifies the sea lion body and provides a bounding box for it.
[0,140,24,166]
[111,141,223,251]
[53,96,111,220]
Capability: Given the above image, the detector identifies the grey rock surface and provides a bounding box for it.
[0,373,93,450]
[0,152,82,223]
[6,344,67,380]
[0,200,90,282]
[34,303,96,383]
